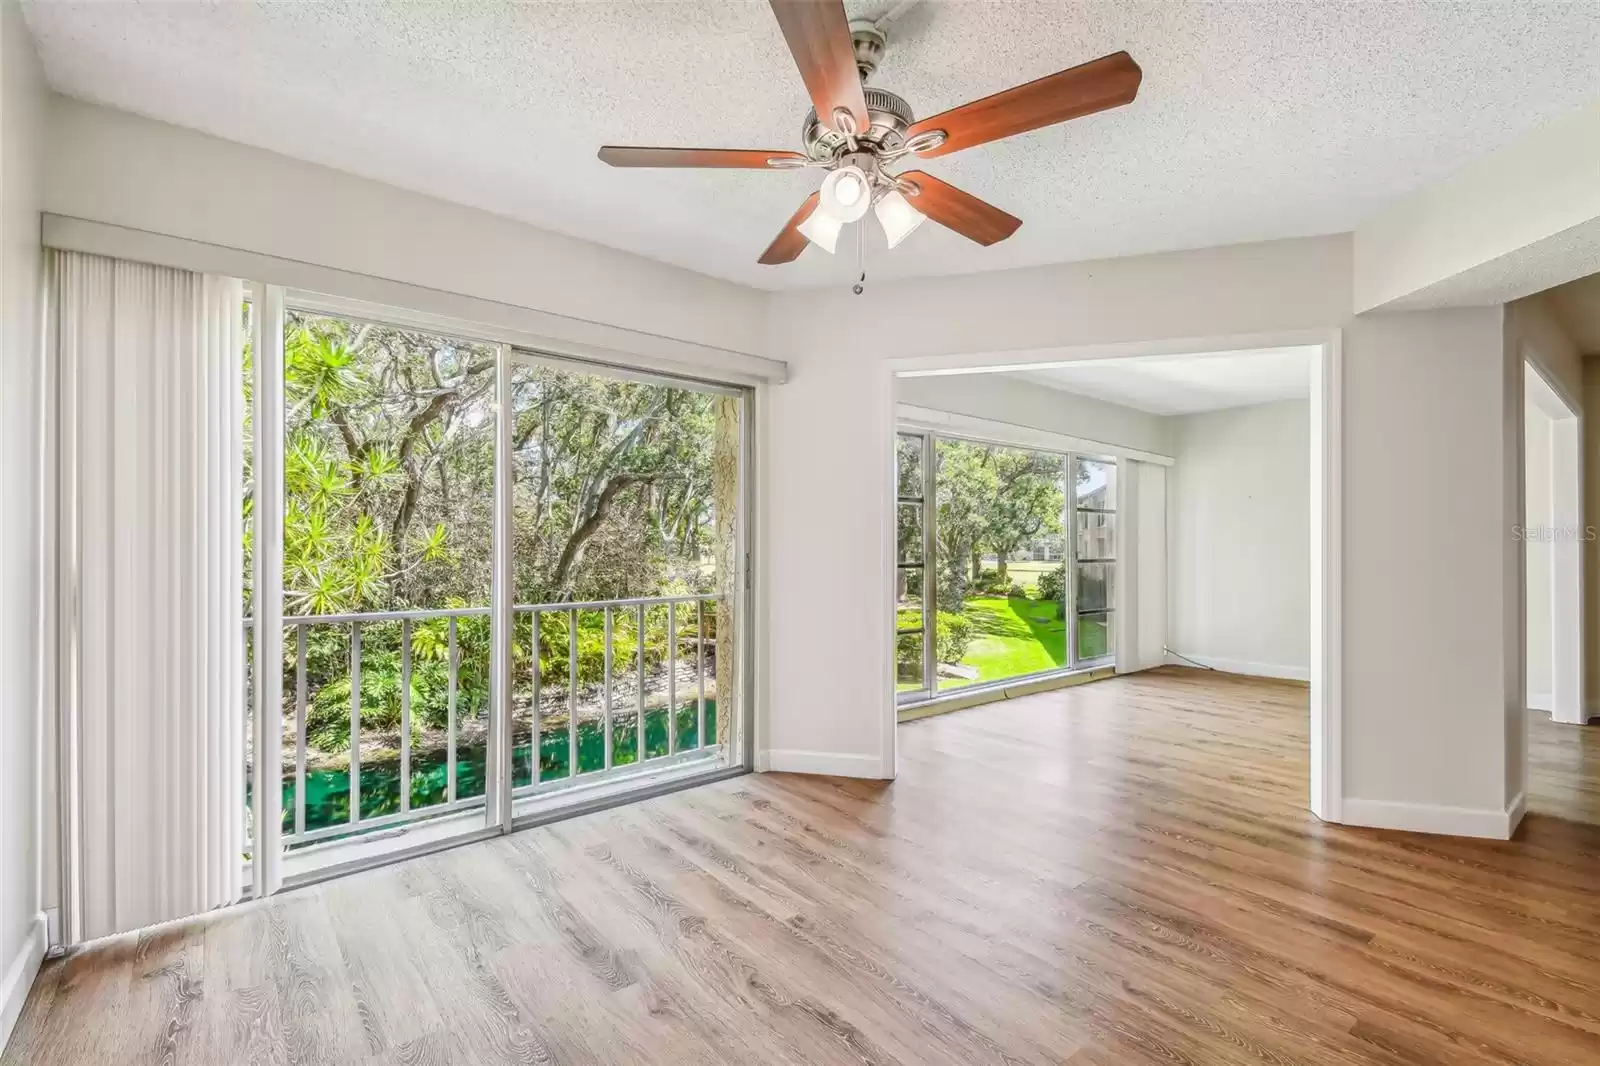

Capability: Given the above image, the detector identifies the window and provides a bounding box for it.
[895,433,931,693]
[1071,457,1116,664]
[244,292,754,880]
[893,430,1117,708]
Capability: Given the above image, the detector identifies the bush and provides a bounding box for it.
[936,611,974,664]
[1035,564,1066,604]
[974,568,1010,595]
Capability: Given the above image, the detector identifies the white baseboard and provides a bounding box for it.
[1342,796,1522,840]
[1163,652,1310,682]
[1507,791,1527,837]
[0,912,47,1055]
[1534,698,1593,725]
[757,749,888,779]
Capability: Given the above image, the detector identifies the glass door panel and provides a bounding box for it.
[273,305,499,876]
[507,353,748,820]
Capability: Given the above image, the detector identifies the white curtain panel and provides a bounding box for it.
[56,250,245,941]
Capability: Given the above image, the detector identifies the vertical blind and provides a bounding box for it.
[55,250,245,941]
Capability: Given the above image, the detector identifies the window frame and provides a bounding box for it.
[894,431,936,703]
[1068,455,1117,668]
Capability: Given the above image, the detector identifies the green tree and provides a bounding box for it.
[508,364,720,603]
[934,439,1071,608]
[935,440,998,607]
[983,450,1064,584]
[251,310,735,758]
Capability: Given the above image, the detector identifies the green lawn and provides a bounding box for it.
[943,594,1065,689]
[999,559,1057,595]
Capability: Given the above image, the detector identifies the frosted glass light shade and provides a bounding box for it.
[797,209,843,253]
[874,189,926,249]
[819,166,872,222]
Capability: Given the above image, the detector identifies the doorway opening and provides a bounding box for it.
[882,334,1341,822]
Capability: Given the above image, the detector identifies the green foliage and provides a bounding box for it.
[984,448,1065,562]
[972,568,1011,595]
[1035,564,1066,604]
[934,441,998,607]
[935,610,973,664]
[249,308,736,758]
[933,439,1064,609]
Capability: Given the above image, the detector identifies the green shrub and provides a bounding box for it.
[1035,564,1066,603]
[292,598,732,754]
[974,568,1008,595]
[936,611,974,663]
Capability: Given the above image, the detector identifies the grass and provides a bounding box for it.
[999,559,1057,595]
[896,561,1101,695]
[942,594,1066,689]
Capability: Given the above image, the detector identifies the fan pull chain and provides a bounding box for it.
[853,217,868,295]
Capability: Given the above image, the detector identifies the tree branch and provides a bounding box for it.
[549,473,651,596]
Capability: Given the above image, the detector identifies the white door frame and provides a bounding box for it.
[1522,359,1585,726]
[880,329,1344,823]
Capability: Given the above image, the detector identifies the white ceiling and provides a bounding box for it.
[22,1,1600,291]
[1010,347,1314,415]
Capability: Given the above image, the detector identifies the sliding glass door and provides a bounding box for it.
[247,292,753,883]
[506,352,749,823]
[893,428,1115,707]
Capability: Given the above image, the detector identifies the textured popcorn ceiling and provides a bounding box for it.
[22,1,1600,291]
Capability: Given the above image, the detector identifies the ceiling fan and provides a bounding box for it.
[598,0,1141,267]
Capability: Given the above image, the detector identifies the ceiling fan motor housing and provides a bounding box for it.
[802,86,914,161]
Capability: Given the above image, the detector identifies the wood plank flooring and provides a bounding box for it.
[9,666,1600,1065]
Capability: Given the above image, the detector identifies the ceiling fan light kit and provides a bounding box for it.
[796,208,843,255]
[874,188,926,249]
[599,0,1141,276]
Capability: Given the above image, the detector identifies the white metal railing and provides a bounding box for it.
[247,593,721,851]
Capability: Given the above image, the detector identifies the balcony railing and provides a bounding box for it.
[248,593,724,853]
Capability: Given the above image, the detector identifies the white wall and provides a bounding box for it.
[0,0,45,1047]
[1167,400,1311,680]
[1124,460,1168,673]
[30,92,1555,839]
[1341,307,1517,824]
[1525,401,1554,708]
[43,97,768,357]
[1587,360,1600,718]
[897,372,1171,456]
[762,237,1351,774]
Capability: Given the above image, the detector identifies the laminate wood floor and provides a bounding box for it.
[9,667,1600,1065]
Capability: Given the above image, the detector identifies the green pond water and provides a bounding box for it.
[277,700,716,835]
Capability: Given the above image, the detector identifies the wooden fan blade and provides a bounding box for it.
[906,51,1141,158]
[599,146,807,168]
[767,0,870,135]
[897,171,1021,246]
[759,192,821,265]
